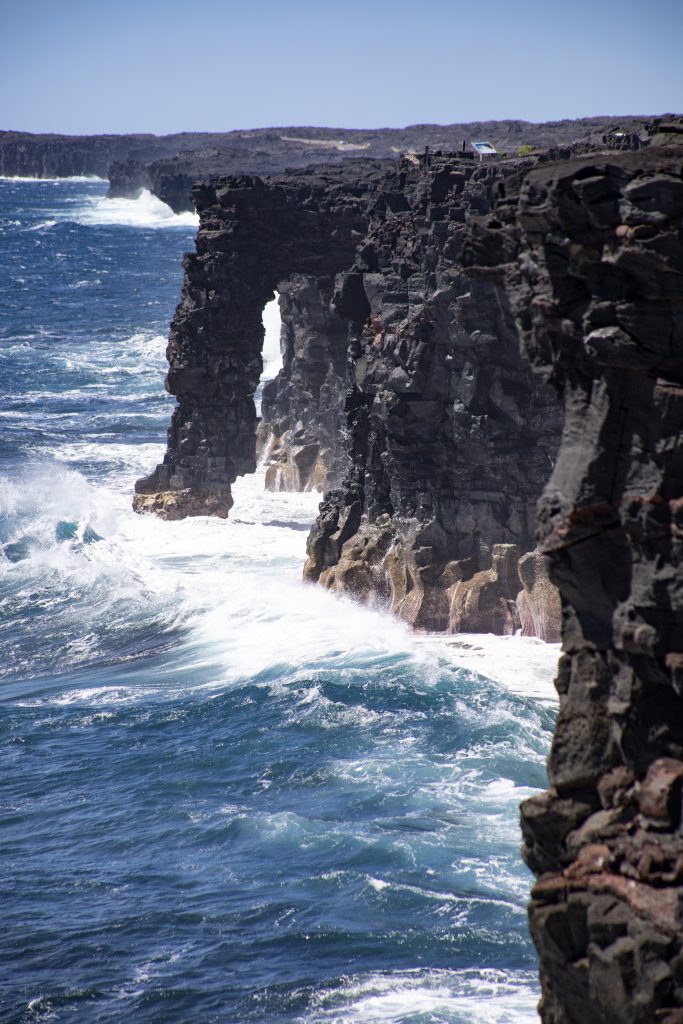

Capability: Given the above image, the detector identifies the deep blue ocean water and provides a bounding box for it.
[0,179,557,1024]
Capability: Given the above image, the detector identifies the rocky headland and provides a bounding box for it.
[133,152,567,640]
[132,113,683,1021]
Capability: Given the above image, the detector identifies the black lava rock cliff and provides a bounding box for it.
[303,154,563,636]
[133,162,386,517]
[465,144,683,1023]
[134,153,565,639]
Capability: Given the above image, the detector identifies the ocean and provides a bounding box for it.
[0,177,558,1024]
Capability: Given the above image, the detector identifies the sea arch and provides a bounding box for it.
[133,167,377,519]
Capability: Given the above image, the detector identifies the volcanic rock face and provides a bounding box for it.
[135,153,565,636]
[133,163,386,518]
[304,155,563,634]
[465,148,683,1022]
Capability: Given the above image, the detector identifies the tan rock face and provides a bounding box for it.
[309,520,561,638]
[516,549,562,642]
[261,432,335,494]
[447,543,521,635]
[132,488,233,520]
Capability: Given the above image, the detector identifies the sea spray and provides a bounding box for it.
[66,188,200,229]
[0,177,556,1024]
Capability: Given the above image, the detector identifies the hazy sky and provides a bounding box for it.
[2,0,681,134]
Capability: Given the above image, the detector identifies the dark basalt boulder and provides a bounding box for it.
[463,141,683,1023]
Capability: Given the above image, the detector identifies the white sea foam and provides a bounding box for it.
[25,219,57,231]
[261,293,283,381]
[415,632,560,704]
[60,330,168,376]
[64,189,198,229]
[300,968,540,1023]
[1,319,558,712]
[0,175,106,182]
[1,448,560,715]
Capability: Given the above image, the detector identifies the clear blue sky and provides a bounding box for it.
[2,0,681,134]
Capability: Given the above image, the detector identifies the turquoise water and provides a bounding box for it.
[0,179,555,1024]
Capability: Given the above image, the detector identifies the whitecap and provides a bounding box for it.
[299,968,540,1023]
[25,220,57,231]
[65,189,198,229]
[68,278,102,289]
[415,632,560,704]
[0,175,106,182]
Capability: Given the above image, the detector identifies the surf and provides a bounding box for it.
[0,176,556,1024]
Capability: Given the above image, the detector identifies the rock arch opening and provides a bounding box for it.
[257,292,284,405]
[257,275,350,494]
[133,166,379,520]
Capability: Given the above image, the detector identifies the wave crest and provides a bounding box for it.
[69,189,199,229]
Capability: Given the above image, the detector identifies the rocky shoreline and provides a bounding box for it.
[7,113,682,1021]
[131,115,683,1022]
[133,153,566,640]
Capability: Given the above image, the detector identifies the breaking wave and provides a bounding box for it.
[68,188,199,228]
[0,174,557,1024]
[0,174,107,182]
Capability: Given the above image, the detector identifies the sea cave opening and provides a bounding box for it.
[254,276,350,495]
